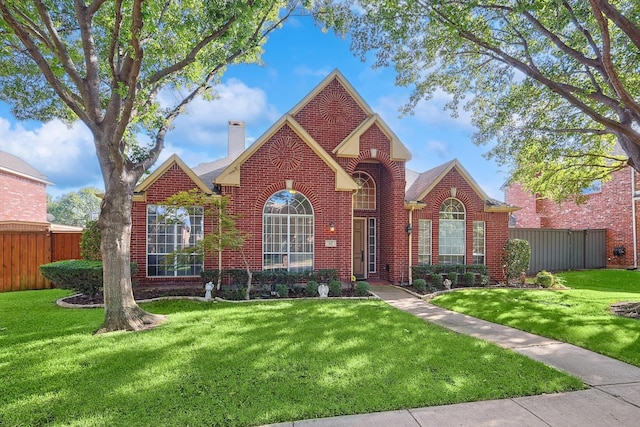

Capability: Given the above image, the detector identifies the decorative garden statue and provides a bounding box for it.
[205,281,214,301]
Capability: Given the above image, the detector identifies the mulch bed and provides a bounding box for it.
[610,302,640,319]
[61,284,359,305]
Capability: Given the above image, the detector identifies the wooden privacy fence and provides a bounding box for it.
[0,231,82,292]
[509,228,606,275]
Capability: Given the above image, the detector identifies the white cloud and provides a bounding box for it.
[293,65,333,78]
[0,118,101,196]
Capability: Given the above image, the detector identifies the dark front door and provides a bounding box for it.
[353,218,366,279]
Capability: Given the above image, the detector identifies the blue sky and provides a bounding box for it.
[0,15,508,200]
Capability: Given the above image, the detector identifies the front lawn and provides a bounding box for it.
[432,269,640,367]
[0,290,583,426]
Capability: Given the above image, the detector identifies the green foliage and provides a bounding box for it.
[305,280,319,297]
[480,275,490,287]
[432,269,640,367]
[411,264,486,279]
[325,0,640,201]
[536,270,555,288]
[501,239,532,283]
[47,187,101,227]
[355,281,370,297]
[413,278,427,292]
[200,269,221,286]
[39,260,138,298]
[311,269,339,283]
[328,280,343,297]
[447,272,458,286]
[431,273,444,289]
[0,293,583,426]
[275,284,289,298]
[461,272,476,287]
[80,220,101,261]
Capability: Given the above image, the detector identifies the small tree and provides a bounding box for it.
[80,220,101,261]
[163,189,252,299]
[501,239,532,285]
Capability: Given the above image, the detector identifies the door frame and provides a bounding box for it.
[353,217,366,279]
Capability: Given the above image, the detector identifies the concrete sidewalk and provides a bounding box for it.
[263,285,640,426]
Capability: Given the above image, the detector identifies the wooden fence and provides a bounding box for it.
[0,231,82,292]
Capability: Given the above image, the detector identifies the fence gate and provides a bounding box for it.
[508,228,606,274]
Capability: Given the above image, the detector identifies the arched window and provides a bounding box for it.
[439,198,465,264]
[263,190,314,272]
[353,171,375,210]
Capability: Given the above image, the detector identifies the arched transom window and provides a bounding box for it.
[263,190,314,272]
[439,198,465,264]
[353,171,376,210]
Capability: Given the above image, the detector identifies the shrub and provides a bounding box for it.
[39,260,138,299]
[461,272,475,287]
[413,278,427,292]
[501,239,531,283]
[447,271,459,286]
[328,280,342,297]
[80,220,101,261]
[355,281,370,297]
[466,264,489,275]
[431,273,443,289]
[536,270,555,288]
[275,284,289,298]
[305,280,319,297]
[311,269,338,283]
[200,269,220,286]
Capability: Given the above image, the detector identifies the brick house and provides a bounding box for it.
[0,150,51,230]
[131,70,518,287]
[505,166,640,269]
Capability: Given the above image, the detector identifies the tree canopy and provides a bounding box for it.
[0,0,309,331]
[322,0,640,201]
[48,187,101,227]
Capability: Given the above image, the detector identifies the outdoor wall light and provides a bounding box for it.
[405,224,413,234]
[329,222,336,233]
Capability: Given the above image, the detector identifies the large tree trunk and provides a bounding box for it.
[96,167,165,333]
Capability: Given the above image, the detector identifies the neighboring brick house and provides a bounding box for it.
[131,70,518,286]
[504,166,640,269]
[0,150,51,229]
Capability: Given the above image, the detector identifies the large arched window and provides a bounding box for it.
[263,190,314,272]
[353,171,376,210]
[439,198,465,264]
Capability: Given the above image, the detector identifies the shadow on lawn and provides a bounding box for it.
[1,295,583,426]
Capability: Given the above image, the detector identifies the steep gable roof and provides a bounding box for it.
[0,150,50,184]
[333,114,411,161]
[290,69,411,162]
[134,154,212,198]
[406,159,519,213]
[214,114,358,192]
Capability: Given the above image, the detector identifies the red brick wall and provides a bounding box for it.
[293,78,367,153]
[0,171,48,223]
[412,168,509,281]
[131,164,215,286]
[505,168,637,268]
[220,124,355,281]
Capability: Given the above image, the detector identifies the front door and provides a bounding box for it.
[353,218,366,279]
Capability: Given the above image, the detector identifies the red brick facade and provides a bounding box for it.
[130,71,514,286]
[0,170,48,223]
[505,167,639,268]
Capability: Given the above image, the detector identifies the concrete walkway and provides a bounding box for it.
[263,285,640,427]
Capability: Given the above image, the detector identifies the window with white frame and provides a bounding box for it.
[353,171,376,210]
[263,190,314,272]
[473,221,485,265]
[147,205,204,277]
[368,218,376,273]
[418,219,432,264]
[439,198,465,264]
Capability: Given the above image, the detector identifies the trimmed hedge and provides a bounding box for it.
[411,263,488,279]
[39,260,138,299]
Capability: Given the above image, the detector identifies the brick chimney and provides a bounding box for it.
[228,121,245,160]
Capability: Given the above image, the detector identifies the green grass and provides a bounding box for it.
[432,269,640,367]
[0,290,583,426]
